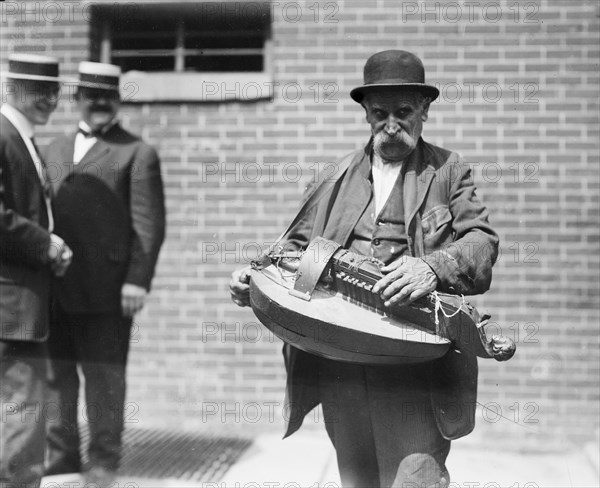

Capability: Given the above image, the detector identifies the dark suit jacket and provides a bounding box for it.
[282,138,499,440]
[0,113,52,342]
[44,123,166,314]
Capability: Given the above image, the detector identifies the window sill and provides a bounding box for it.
[120,71,274,103]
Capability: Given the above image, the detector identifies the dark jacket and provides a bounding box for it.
[0,113,52,341]
[282,138,499,440]
[44,123,166,314]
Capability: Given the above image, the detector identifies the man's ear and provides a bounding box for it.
[421,101,430,122]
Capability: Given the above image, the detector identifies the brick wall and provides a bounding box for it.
[1,0,598,450]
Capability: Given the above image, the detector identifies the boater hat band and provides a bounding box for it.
[4,53,67,82]
[77,61,121,91]
[9,59,59,78]
[78,72,120,90]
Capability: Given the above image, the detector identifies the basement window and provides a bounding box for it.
[89,2,273,102]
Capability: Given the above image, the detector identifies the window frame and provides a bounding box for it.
[92,2,274,103]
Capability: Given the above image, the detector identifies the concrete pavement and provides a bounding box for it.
[221,430,600,488]
[41,430,598,488]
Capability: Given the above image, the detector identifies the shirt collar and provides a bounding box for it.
[1,104,35,139]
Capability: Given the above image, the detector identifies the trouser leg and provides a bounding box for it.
[318,357,451,488]
[45,306,82,474]
[319,358,380,488]
[44,366,81,474]
[74,314,132,471]
[365,364,450,488]
[0,340,48,488]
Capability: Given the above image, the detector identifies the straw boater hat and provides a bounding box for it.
[78,61,121,91]
[5,53,65,82]
[350,50,439,103]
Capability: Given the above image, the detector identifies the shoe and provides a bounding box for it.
[84,466,117,487]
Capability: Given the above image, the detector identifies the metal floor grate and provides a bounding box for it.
[81,427,252,481]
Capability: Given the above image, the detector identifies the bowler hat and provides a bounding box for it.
[5,53,66,82]
[350,50,439,103]
[78,61,121,91]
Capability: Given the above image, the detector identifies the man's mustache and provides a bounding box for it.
[375,130,415,146]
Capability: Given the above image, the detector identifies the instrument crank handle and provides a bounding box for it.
[479,314,517,362]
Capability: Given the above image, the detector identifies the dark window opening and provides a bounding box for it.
[89,2,272,74]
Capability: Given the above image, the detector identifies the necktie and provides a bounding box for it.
[78,127,100,138]
[30,137,54,230]
[30,137,51,196]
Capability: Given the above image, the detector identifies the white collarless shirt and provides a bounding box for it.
[1,104,54,231]
[371,152,404,216]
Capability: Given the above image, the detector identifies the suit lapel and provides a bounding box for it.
[2,114,36,168]
[1,114,44,191]
[324,149,373,245]
[47,134,77,192]
[78,138,111,167]
[1,114,48,226]
[77,123,123,167]
[404,139,436,229]
[63,133,77,162]
[404,139,436,256]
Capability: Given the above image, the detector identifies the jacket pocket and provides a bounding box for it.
[422,205,453,251]
[422,205,452,235]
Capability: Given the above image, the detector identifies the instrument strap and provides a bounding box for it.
[290,237,342,301]
[267,151,358,254]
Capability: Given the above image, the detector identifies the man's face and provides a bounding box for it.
[363,90,429,162]
[10,79,60,125]
[76,87,120,132]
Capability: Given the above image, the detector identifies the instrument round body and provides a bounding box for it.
[249,266,451,365]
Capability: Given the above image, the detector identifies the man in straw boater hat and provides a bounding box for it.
[43,61,165,485]
[230,50,499,487]
[0,53,72,487]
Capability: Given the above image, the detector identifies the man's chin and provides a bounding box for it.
[375,143,415,162]
[32,111,52,125]
[88,112,113,128]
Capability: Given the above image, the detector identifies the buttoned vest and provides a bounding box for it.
[347,171,409,265]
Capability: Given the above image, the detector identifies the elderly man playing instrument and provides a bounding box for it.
[230,50,499,488]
